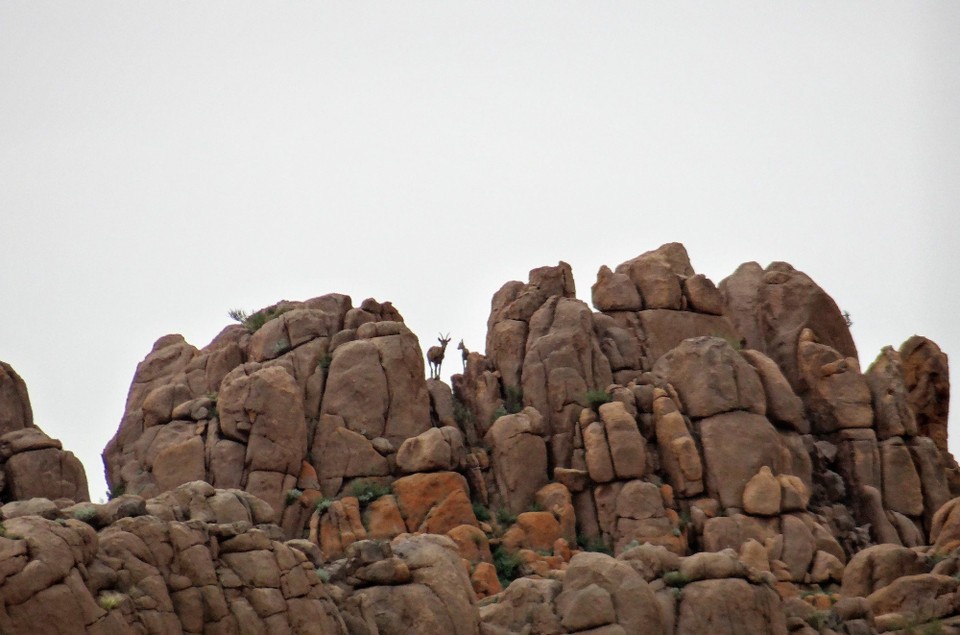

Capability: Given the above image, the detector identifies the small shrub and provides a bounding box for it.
[576,534,612,555]
[73,507,98,524]
[315,498,333,514]
[227,308,248,324]
[492,545,523,585]
[671,527,681,537]
[490,406,508,423]
[662,570,691,588]
[471,533,485,546]
[350,480,391,505]
[228,306,291,333]
[472,501,491,522]
[584,389,611,412]
[496,508,517,527]
[805,610,840,631]
[453,398,475,428]
[925,552,948,571]
[503,386,524,414]
[0,523,6,538]
[315,567,331,583]
[842,310,853,328]
[528,502,544,513]
[678,509,691,532]
[285,489,303,505]
[98,592,124,611]
[273,338,290,354]
[318,355,333,372]
[106,482,126,501]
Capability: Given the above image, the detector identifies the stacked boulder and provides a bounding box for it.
[0,362,88,504]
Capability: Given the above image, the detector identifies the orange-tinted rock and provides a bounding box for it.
[392,471,477,534]
[471,562,502,599]
[364,495,407,540]
[447,525,492,565]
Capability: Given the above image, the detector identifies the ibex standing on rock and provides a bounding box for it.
[457,339,469,371]
[427,333,451,379]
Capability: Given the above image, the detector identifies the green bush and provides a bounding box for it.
[472,501,491,522]
[350,480,391,505]
[576,534,612,555]
[503,386,524,414]
[316,567,331,583]
[106,482,126,501]
[228,306,291,333]
[496,508,517,527]
[490,406,508,423]
[584,389,611,412]
[662,570,691,588]
[315,498,333,514]
[453,398,475,427]
[285,489,303,505]
[318,355,333,372]
[73,507,98,524]
[492,545,523,586]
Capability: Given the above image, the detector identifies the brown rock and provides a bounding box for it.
[556,552,666,634]
[840,543,926,597]
[910,436,951,533]
[592,265,642,312]
[682,274,724,315]
[866,346,918,439]
[739,349,808,432]
[4,447,89,502]
[0,361,33,434]
[591,405,642,482]
[485,409,549,515]
[867,573,959,621]
[583,421,615,484]
[521,296,612,467]
[742,466,781,517]
[718,261,765,351]
[319,339,389,438]
[653,336,765,418]
[879,436,923,517]
[396,426,465,473]
[653,392,703,497]
[796,331,873,433]
[900,336,950,453]
[676,578,787,635]
[634,310,740,363]
[728,261,858,391]
[699,411,783,510]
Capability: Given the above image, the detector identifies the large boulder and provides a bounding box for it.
[720,261,857,391]
[652,337,765,418]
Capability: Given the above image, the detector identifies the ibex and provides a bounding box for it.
[427,333,451,379]
[457,339,469,371]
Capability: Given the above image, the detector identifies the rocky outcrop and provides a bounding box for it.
[0,242,956,634]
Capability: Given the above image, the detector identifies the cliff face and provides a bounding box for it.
[0,242,956,634]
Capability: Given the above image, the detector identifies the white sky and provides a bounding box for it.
[2,3,958,502]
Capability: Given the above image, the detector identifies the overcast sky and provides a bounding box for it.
[2,3,958,502]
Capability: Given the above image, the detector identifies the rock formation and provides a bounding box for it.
[0,242,957,634]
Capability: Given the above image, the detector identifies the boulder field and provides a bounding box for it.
[0,242,957,634]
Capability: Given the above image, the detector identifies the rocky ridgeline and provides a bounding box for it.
[0,242,956,634]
